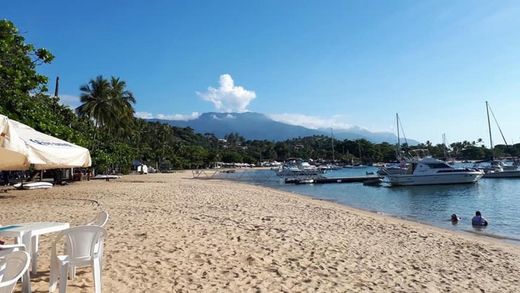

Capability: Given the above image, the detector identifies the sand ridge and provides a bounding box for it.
[0,172,519,292]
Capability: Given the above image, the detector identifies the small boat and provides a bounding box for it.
[13,182,53,190]
[483,169,520,178]
[275,160,324,177]
[318,164,342,171]
[92,175,120,180]
[363,178,383,186]
[294,178,315,184]
[284,176,321,184]
[478,161,520,178]
[387,157,484,186]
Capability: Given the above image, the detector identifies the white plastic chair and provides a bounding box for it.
[0,244,26,257]
[85,211,109,228]
[0,251,30,293]
[68,211,109,279]
[49,226,107,293]
[0,244,30,293]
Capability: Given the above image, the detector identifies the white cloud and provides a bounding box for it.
[59,95,81,109]
[135,112,154,119]
[210,113,236,120]
[268,113,355,130]
[135,111,201,121]
[197,74,256,112]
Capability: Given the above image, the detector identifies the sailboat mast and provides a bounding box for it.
[486,101,494,159]
[330,128,335,162]
[396,113,401,159]
[358,141,362,163]
[442,133,448,159]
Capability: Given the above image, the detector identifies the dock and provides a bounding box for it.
[285,175,383,185]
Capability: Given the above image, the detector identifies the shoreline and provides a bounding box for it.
[1,172,519,292]
[211,174,520,249]
[219,168,520,246]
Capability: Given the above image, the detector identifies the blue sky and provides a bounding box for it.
[4,0,520,144]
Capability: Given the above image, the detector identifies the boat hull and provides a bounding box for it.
[13,182,53,190]
[388,172,483,186]
[483,170,520,178]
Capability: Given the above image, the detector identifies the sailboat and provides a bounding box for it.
[480,101,520,178]
[319,129,341,171]
[377,113,408,175]
[328,129,341,170]
[443,133,456,165]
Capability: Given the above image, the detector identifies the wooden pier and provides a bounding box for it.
[285,175,383,185]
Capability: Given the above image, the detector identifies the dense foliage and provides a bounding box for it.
[2,19,519,174]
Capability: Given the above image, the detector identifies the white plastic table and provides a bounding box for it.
[0,222,69,293]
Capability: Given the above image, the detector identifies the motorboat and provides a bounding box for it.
[377,162,408,176]
[483,169,520,178]
[275,160,324,177]
[387,157,484,186]
[475,161,520,178]
[318,164,342,171]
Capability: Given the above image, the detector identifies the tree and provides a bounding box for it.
[0,20,54,103]
[77,75,136,134]
[0,19,90,145]
[109,77,136,133]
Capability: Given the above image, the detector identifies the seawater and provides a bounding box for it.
[221,167,520,242]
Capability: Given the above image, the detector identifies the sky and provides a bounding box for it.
[4,0,520,144]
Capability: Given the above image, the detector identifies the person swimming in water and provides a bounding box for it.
[471,211,488,226]
[451,214,460,224]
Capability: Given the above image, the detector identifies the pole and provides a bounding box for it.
[54,76,60,97]
[396,113,401,159]
[330,128,335,162]
[442,133,447,159]
[486,101,494,160]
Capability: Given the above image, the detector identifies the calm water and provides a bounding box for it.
[220,167,520,242]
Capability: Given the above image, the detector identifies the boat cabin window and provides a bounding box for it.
[425,163,450,169]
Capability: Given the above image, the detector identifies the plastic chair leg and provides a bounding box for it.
[59,263,69,293]
[93,258,102,293]
[22,267,32,293]
[49,259,58,292]
[68,265,76,280]
[31,235,39,274]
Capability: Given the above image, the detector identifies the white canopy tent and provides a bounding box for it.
[0,114,91,170]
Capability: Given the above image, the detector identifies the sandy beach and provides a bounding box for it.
[2,171,520,292]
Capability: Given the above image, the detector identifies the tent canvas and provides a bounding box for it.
[0,114,91,170]
[0,115,30,170]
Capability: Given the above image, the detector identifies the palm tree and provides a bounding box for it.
[76,75,136,134]
[77,75,113,128]
[109,77,135,118]
[108,77,136,134]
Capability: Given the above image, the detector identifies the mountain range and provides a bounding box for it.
[149,112,419,144]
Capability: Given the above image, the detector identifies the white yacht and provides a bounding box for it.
[478,161,520,178]
[387,157,484,186]
[275,160,324,177]
[377,162,409,176]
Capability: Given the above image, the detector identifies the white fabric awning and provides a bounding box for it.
[0,114,92,170]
